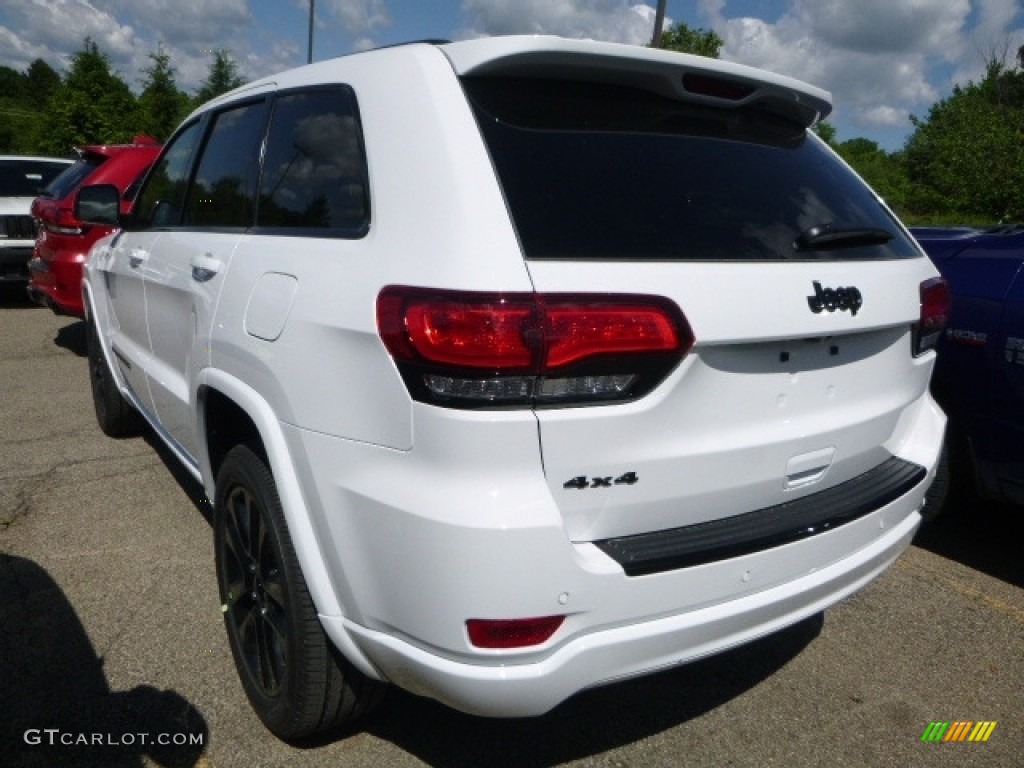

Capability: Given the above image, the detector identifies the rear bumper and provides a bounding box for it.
[285,390,941,718]
[27,256,85,316]
[335,506,919,716]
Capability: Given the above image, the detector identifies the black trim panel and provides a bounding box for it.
[594,456,926,576]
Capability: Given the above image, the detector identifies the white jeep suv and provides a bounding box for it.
[78,36,949,739]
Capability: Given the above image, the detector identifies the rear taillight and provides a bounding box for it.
[44,207,85,236]
[377,287,694,408]
[466,616,565,649]
[913,277,951,356]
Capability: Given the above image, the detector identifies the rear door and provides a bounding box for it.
[462,75,940,542]
[142,99,270,464]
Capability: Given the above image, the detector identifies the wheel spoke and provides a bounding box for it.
[256,610,284,692]
[236,603,259,659]
[222,491,254,591]
[262,568,286,612]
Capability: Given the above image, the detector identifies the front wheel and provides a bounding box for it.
[86,315,142,437]
[214,444,382,739]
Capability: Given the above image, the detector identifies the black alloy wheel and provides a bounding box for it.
[214,444,382,739]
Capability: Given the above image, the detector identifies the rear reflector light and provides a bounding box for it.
[913,277,951,356]
[377,287,694,408]
[466,616,565,649]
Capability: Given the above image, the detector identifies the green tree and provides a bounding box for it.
[814,121,838,147]
[37,38,139,154]
[137,46,191,141]
[836,137,909,212]
[654,22,723,58]
[0,66,25,151]
[22,59,61,110]
[904,58,1024,221]
[194,49,244,106]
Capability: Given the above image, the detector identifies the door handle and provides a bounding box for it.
[191,253,223,283]
[128,249,149,268]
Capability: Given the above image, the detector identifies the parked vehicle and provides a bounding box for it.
[78,37,948,739]
[912,225,1024,508]
[0,156,73,286]
[27,137,161,316]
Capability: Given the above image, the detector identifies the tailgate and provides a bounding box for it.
[527,258,938,541]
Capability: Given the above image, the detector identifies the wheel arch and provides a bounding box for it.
[82,279,128,395]
[195,368,386,682]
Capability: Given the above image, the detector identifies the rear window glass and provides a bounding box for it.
[1,158,77,198]
[255,87,369,236]
[463,77,918,261]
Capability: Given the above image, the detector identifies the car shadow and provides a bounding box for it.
[141,430,214,525]
[0,554,209,768]
[913,498,1024,588]
[77,412,211,525]
[305,613,824,766]
[54,318,87,357]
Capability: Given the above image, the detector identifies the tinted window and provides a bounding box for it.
[256,88,369,235]
[134,122,203,228]
[0,159,75,197]
[464,78,918,261]
[185,101,268,228]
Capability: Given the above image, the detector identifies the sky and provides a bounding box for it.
[1,0,1022,151]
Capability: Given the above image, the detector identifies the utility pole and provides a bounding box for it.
[651,0,667,47]
[307,0,315,63]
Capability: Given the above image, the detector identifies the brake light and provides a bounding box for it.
[682,73,757,101]
[45,207,85,236]
[913,277,950,356]
[377,287,694,407]
[466,616,565,649]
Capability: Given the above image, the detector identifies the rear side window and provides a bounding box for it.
[256,87,369,236]
[464,77,918,262]
[185,100,269,228]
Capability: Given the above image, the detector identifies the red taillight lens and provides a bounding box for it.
[402,299,538,369]
[914,277,951,356]
[45,207,84,236]
[544,303,682,367]
[377,287,694,407]
[466,616,565,649]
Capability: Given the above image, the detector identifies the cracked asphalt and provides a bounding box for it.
[1,292,1022,768]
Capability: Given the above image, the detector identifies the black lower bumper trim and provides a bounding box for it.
[595,456,926,576]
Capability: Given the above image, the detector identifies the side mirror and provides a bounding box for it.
[75,184,121,226]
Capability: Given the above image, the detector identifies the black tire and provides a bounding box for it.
[86,315,143,437]
[922,436,950,522]
[214,444,383,739]
[922,423,976,522]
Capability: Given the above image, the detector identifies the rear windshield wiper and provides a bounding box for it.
[795,225,894,252]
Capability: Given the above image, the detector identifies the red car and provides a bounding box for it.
[28,136,161,316]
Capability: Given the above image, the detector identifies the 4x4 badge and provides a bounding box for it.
[807,281,862,316]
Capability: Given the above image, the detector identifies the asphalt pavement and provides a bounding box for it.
[1,291,1021,768]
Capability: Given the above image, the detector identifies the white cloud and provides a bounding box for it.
[950,0,1024,86]
[459,0,661,45]
[326,0,391,33]
[794,0,970,56]
[705,0,994,143]
[861,105,910,128]
[1,0,139,73]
